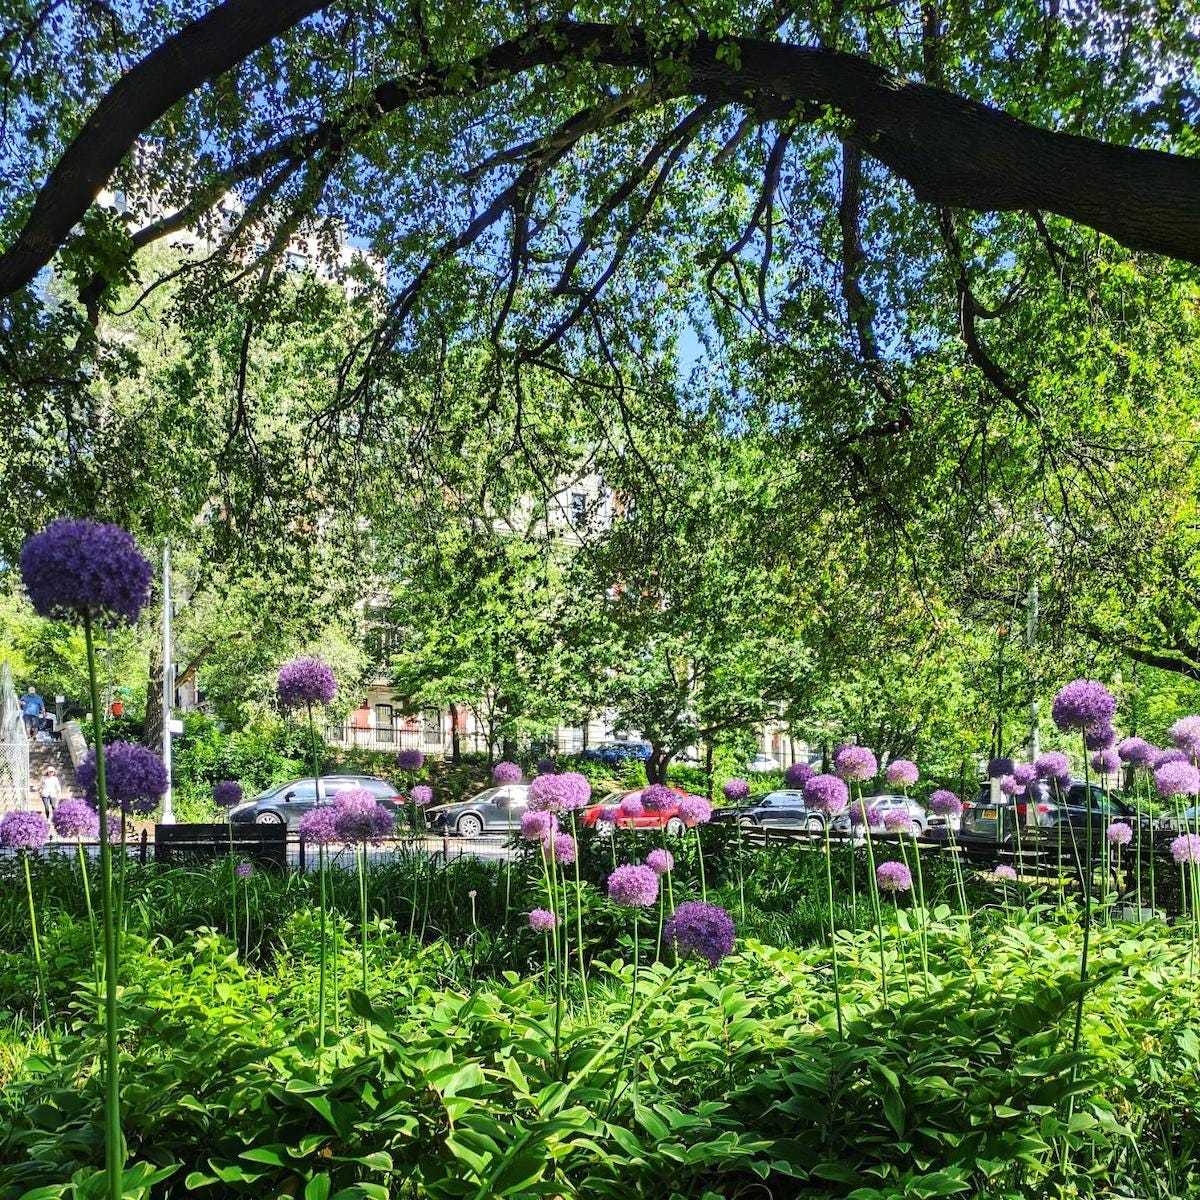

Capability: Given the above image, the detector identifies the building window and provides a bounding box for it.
[570,492,586,521]
[285,251,308,272]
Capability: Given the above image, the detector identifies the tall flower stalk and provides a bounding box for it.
[1,813,52,1034]
[21,518,154,1200]
[804,773,849,1038]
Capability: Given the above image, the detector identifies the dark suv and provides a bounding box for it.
[228,775,402,831]
[961,780,1147,845]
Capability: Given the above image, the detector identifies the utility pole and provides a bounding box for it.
[160,541,176,825]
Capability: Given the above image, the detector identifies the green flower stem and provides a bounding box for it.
[358,843,369,997]
[1146,774,1156,917]
[859,803,888,1008]
[946,826,968,915]
[1134,782,1144,916]
[891,893,913,1002]
[228,824,238,954]
[896,836,929,991]
[22,853,52,1034]
[569,811,589,1019]
[693,825,707,901]
[823,822,843,1040]
[1071,736,1095,1059]
[317,844,328,1054]
[76,837,100,993]
[84,614,123,1200]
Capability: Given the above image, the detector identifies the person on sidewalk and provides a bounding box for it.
[39,765,62,819]
[21,686,45,736]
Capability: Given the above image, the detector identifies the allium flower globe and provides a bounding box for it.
[804,774,849,816]
[212,779,243,808]
[882,808,913,833]
[492,760,522,784]
[276,657,336,709]
[617,794,644,817]
[643,782,681,811]
[52,799,100,839]
[1090,749,1120,778]
[556,772,592,811]
[528,908,558,932]
[333,789,395,842]
[0,810,49,849]
[785,761,814,788]
[848,800,881,826]
[527,774,562,813]
[1034,752,1072,785]
[987,757,1014,780]
[834,745,878,782]
[885,759,918,787]
[1012,763,1038,787]
[596,805,620,825]
[1171,834,1200,865]
[1117,737,1156,768]
[542,832,576,865]
[1170,715,1200,761]
[676,794,712,825]
[410,784,433,807]
[1051,679,1116,733]
[721,778,749,803]
[662,901,735,966]
[1085,724,1116,751]
[1155,760,1200,799]
[77,741,169,815]
[994,863,1018,881]
[1155,748,1189,768]
[521,810,557,841]
[646,848,674,875]
[396,749,425,772]
[1106,821,1133,846]
[298,806,339,845]
[20,518,153,626]
[929,789,963,817]
[235,862,254,879]
[536,757,557,775]
[875,861,912,892]
[999,774,1025,797]
[607,863,659,907]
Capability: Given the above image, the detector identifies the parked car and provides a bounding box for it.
[736,789,824,832]
[830,793,929,837]
[425,784,531,838]
[578,787,704,836]
[746,752,780,773]
[580,740,652,766]
[228,775,402,831]
[960,781,1148,844]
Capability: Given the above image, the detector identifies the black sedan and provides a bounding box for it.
[734,789,825,832]
[228,774,402,831]
[961,780,1149,845]
[425,784,531,838]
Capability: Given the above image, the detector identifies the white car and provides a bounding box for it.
[746,753,781,773]
[830,793,929,836]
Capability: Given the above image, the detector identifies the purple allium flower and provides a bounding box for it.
[556,772,592,811]
[1106,821,1133,846]
[722,778,750,803]
[493,760,523,784]
[834,745,878,782]
[644,783,677,811]
[617,793,644,817]
[596,805,620,825]
[875,861,912,892]
[536,757,557,775]
[607,863,659,907]
[527,774,561,812]
[298,805,339,845]
[396,749,425,772]
[1155,760,1200,799]
[20,519,153,626]
[333,788,395,842]
[1012,763,1037,787]
[1034,752,1072,785]
[804,774,849,816]
[213,779,243,808]
[99,810,122,843]
[999,774,1025,798]
[0,810,49,849]
[928,789,962,817]
[994,863,1018,881]
[1085,724,1116,751]
[1170,833,1200,865]
[1090,749,1120,778]
[276,657,336,709]
[542,831,576,865]
[520,810,558,841]
[1155,748,1189,768]
[1051,680,1116,733]
[662,901,735,966]
[882,808,913,833]
[52,798,99,839]
[235,862,254,879]
[1170,716,1200,762]
[785,762,814,788]
[410,784,433,807]
[646,848,674,875]
[885,759,919,787]
[987,757,1015,780]
[528,908,558,932]
[848,800,881,826]
[1117,737,1156,768]
[676,794,712,825]
[76,741,169,815]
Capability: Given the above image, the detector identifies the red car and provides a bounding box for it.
[578,786,704,836]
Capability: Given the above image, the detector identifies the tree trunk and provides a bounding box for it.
[646,743,666,785]
[142,640,164,752]
[450,705,461,764]
[705,741,714,801]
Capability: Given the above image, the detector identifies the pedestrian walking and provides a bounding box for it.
[21,686,45,736]
[40,765,61,819]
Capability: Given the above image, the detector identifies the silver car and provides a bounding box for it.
[830,793,928,836]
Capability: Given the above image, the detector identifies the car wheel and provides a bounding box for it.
[806,815,823,835]
[457,814,483,838]
[664,817,686,837]
[255,811,284,825]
